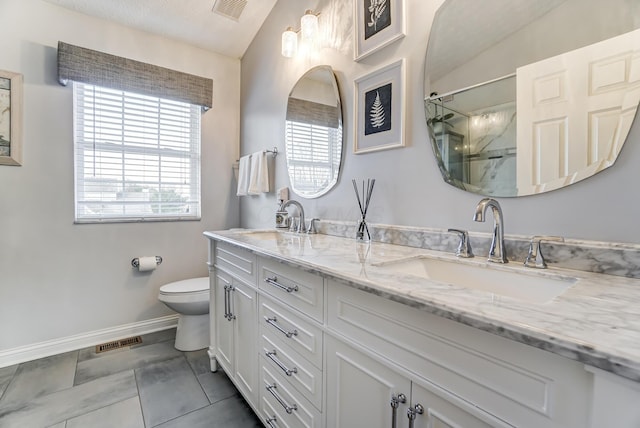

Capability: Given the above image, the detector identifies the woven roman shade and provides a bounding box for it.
[286,97,340,129]
[57,41,212,109]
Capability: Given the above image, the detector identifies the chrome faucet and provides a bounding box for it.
[280,199,306,233]
[524,235,564,269]
[473,198,507,263]
[447,228,473,258]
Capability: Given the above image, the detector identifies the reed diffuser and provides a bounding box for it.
[352,178,375,241]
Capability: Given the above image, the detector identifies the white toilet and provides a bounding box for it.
[158,277,210,351]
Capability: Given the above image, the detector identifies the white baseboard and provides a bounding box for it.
[0,315,179,368]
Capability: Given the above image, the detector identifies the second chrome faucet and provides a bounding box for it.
[279,199,318,234]
[473,197,508,263]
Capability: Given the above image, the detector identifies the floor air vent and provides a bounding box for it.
[212,0,247,21]
[96,336,143,353]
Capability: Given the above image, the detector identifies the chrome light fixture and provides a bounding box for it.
[281,10,320,58]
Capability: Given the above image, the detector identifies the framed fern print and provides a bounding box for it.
[354,59,405,154]
[354,0,405,61]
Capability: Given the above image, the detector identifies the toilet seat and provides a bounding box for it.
[159,277,209,295]
[157,277,210,351]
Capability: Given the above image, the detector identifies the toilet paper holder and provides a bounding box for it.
[131,256,163,268]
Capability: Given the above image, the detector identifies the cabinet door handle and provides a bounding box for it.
[265,276,299,293]
[265,316,298,338]
[266,383,298,414]
[407,403,424,428]
[390,393,407,428]
[265,416,277,428]
[223,284,230,319]
[265,350,298,376]
[224,285,235,321]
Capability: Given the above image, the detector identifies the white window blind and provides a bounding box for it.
[285,120,340,193]
[73,82,201,222]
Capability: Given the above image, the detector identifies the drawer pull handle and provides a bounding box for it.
[266,383,298,414]
[390,393,406,428]
[265,416,277,428]
[407,403,424,428]
[265,316,298,338]
[265,276,299,293]
[266,350,298,376]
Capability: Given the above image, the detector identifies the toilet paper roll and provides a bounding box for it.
[137,256,157,272]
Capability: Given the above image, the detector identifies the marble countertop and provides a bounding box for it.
[204,229,640,382]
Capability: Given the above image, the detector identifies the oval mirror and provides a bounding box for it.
[424,0,640,197]
[286,66,343,198]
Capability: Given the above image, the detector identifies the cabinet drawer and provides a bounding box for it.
[258,258,324,323]
[259,363,321,428]
[215,242,257,285]
[260,329,323,411]
[259,296,323,369]
[327,280,590,428]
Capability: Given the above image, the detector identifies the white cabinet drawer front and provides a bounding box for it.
[259,296,323,369]
[261,330,323,411]
[259,258,324,322]
[327,281,590,428]
[260,363,321,428]
[215,242,257,284]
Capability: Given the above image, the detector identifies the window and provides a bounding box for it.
[73,83,201,222]
[285,120,341,194]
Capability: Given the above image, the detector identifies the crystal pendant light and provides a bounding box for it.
[281,27,298,58]
[300,10,318,41]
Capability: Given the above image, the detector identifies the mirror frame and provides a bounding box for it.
[285,65,344,199]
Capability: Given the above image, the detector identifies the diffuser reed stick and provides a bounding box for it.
[352,178,375,241]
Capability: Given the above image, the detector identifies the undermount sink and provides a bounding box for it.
[375,255,577,304]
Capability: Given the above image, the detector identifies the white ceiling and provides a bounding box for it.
[44,0,278,58]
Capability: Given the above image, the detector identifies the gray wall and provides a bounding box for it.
[0,0,240,351]
[240,0,640,244]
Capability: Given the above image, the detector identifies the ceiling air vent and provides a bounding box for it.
[212,0,247,21]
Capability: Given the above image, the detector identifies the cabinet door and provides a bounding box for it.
[214,270,233,373]
[326,336,411,428]
[233,280,258,406]
[409,382,495,428]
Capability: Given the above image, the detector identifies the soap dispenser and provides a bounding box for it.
[275,187,290,229]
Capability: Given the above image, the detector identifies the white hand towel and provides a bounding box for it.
[236,154,252,196]
[248,151,270,194]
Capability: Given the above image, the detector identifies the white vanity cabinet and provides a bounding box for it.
[209,242,259,409]
[326,280,592,428]
[205,235,640,428]
[326,336,496,428]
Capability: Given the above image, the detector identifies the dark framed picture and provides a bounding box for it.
[354,59,405,154]
[354,0,405,61]
[0,70,23,166]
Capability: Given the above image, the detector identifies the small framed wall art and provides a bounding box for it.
[0,70,23,166]
[353,59,405,154]
[354,0,405,61]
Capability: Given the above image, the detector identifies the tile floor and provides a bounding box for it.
[0,329,263,428]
